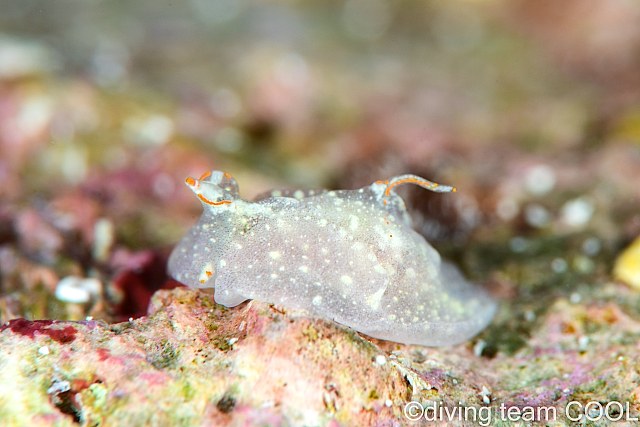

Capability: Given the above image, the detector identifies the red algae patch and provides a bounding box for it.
[1,318,77,344]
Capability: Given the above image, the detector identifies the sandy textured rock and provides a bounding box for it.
[2,287,640,426]
[0,287,489,426]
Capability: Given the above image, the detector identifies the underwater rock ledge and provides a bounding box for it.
[0,287,494,427]
[2,287,639,426]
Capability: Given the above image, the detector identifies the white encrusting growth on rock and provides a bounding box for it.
[168,171,497,346]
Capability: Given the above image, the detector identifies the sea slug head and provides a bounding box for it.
[167,171,247,291]
[186,171,240,213]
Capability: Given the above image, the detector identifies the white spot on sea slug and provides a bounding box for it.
[340,275,353,285]
[349,215,359,230]
[312,295,323,306]
[269,251,281,260]
[299,265,309,273]
[366,287,385,310]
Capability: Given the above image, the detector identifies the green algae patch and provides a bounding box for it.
[479,323,528,357]
[147,338,179,370]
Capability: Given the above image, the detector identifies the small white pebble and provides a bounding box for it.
[570,293,582,304]
[385,399,392,407]
[479,386,491,404]
[38,346,50,355]
[563,388,571,393]
[473,340,486,357]
[85,316,93,321]
[55,276,102,304]
[47,380,70,395]
[129,317,133,322]
[560,197,594,228]
[525,164,556,195]
[618,356,624,361]
[375,355,386,366]
[228,338,239,346]
[578,336,589,350]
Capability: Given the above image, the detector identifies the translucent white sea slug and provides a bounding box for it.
[168,171,497,346]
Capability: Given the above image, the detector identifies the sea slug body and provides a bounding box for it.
[168,171,497,346]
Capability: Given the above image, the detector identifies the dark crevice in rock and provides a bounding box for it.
[51,390,82,424]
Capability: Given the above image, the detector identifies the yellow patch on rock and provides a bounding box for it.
[613,236,640,290]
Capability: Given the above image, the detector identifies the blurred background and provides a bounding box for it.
[1,0,640,329]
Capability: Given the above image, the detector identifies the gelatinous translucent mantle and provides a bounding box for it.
[168,171,497,346]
